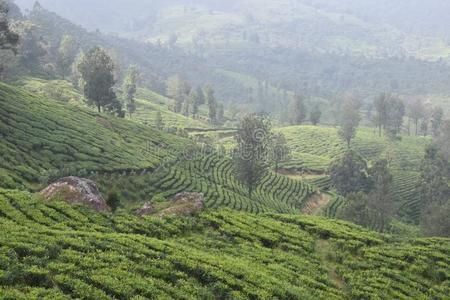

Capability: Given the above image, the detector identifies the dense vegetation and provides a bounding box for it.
[0,82,187,189]
[0,189,449,299]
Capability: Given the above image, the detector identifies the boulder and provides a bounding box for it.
[40,176,110,212]
[157,192,204,217]
[134,202,155,216]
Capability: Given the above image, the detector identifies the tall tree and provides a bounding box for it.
[233,114,272,197]
[385,96,405,137]
[367,159,396,232]
[78,47,116,113]
[310,105,322,126]
[0,0,19,79]
[338,97,361,147]
[407,99,425,136]
[217,103,225,125]
[329,150,371,196]
[166,74,189,113]
[373,94,388,136]
[205,85,217,124]
[416,145,450,206]
[123,65,139,118]
[431,107,444,137]
[57,35,78,79]
[195,86,205,106]
[270,132,290,172]
[189,89,199,117]
[289,94,307,125]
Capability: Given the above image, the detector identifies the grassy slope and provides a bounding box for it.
[0,189,448,299]
[0,82,187,190]
[1,82,315,214]
[278,125,431,222]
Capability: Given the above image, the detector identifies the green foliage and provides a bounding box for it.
[289,94,307,125]
[233,114,272,196]
[106,190,121,213]
[310,105,322,126]
[78,47,117,113]
[338,97,361,147]
[329,150,371,196]
[57,35,78,79]
[0,189,448,299]
[122,65,139,118]
[0,82,187,190]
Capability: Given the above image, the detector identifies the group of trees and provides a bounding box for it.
[288,94,322,126]
[166,75,224,125]
[370,94,445,138]
[0,1,19,79]
[330,150,396,232]
[232,114,290,196]
[373,93,405,137]
[416,124,450,237]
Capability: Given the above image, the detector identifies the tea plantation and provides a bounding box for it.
[0,189,448,299]
[92,154,317,214]
[0,82,188,190]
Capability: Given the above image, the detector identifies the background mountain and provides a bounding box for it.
[10,0,450,116]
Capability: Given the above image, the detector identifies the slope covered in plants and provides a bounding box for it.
[0,189,448,299]
[0,83,187,190]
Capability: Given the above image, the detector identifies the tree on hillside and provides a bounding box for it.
[338,97,361,147]
[57,35,78,79]
[436,121,450,160]
[233,114,272,197]
[329,150,371,196]
[310,105,322,126]
[367,159,396,232]
[289,94,307,125]
[195,86,205,106]
[407,99,425,136]
[431,107,444,137]
[217,103,225,125]
[206,85,217,124]
[385,96,405,137]
[78,47,117,113]
[70,52,84,91]
[166,74,189,113]
[416,145,450,206]
[189,89,199,117]
[0,1,19,79]
[270,132,290,172]
[123,65,139,118]
[373,94,388,136]
[417,144,450,237]
[14,20,46,72]
[420,202,450,237]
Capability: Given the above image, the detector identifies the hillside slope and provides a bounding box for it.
[0,189,449,299]
[0,83,187,190]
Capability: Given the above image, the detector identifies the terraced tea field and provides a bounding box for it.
[93,154,317,214]
[279,125,431,173]
[0,189,448,299]
[0,83,187,190]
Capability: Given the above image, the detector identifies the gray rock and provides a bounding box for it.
[40,176,110,212]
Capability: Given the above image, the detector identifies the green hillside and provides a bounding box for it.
[92,154,316,213]
[0,82,315,214]
[279,125,431,173]
[0,189,449,299]
[0,82,187,190]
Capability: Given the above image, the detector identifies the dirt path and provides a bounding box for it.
[301,192,332,215]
